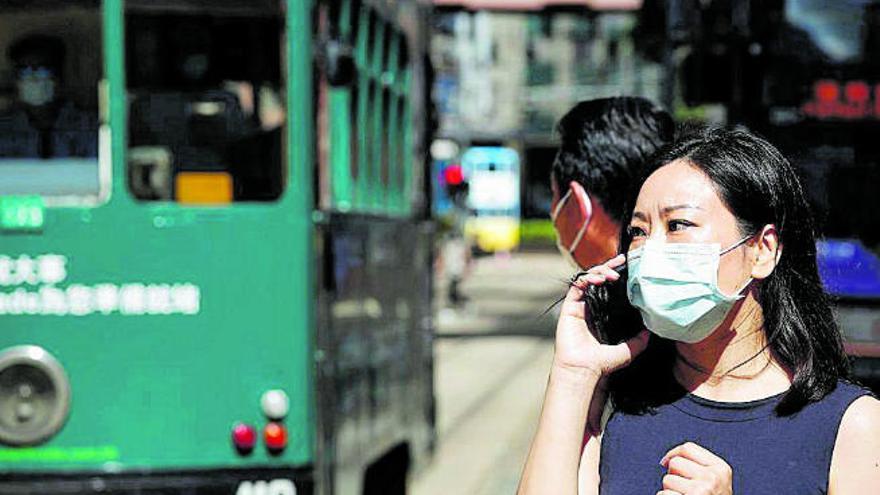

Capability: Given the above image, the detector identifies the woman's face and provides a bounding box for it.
[627,159,753,295]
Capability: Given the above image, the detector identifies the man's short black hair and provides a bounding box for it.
[552,97,673,224]
[8,34,66,73]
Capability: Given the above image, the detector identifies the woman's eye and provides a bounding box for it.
[627,225,646,237]
[668,220,694,232]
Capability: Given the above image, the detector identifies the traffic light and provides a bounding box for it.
[442,164,469,205]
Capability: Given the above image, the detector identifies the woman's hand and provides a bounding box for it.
[553,253,649,379]
[658,442,734,495]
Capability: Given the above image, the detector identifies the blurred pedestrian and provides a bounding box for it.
[550,97,673,270]
[442,175,472,307]
[520,126,880,495]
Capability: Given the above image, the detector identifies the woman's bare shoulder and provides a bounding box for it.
[829,394,880,494]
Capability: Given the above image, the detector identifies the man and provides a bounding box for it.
[549,97,673,436]
[551,97,674,269]
[0,34,97,158]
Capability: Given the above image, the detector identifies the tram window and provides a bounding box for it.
[0,1,102,199]
[325,2,414,214]
[125,12,286,203]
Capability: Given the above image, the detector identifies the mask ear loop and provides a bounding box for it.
[720,235,753,256]
[719,233,757,297]
[566,188,592,254]
[550,189,572,223]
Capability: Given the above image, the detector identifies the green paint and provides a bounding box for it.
[0,196,44,231]
[104,0,128,199]
[339,7,418,215]
[0,0,314,473]
[0,446,119,463]
[286,0,316,463]
[355,7,370,210]
[402,69,414,215]
[329,88,354,211]
[370,23,386,211]
[356,78,370,209]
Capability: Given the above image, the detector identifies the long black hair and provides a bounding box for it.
[587,125,851,415]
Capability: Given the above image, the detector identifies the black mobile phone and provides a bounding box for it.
[578,264,641,345]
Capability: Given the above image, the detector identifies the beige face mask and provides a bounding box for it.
[551,187,592,270]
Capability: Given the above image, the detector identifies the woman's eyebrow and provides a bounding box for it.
[661,204,703,215]
[631,204,702,221]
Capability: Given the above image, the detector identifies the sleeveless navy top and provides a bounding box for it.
[599,380,872,494]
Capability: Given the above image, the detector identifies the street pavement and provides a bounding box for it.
[411,250,573,495]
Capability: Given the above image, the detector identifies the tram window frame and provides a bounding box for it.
[123,8,288,205]
[399,42,414,216]
[384,31,401,212]
[0,1,109,206]
[392,31,412,215]
[325,0,356,212]
[325,1,415,216]
[343,0,362,206]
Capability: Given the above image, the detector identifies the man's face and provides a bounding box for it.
[15,52,58,107]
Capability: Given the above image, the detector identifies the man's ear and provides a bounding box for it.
[751,224,782,280]
[567,181,592,225]
[552,181,592,247]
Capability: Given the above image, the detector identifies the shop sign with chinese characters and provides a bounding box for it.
[0,254,200,316]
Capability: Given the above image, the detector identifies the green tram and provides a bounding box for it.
[0,0,435,493]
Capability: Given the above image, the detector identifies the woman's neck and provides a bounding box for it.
[673,293,792,402]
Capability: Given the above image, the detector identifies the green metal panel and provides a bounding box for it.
[329,89,354,211]
[354,9,371,211]
[328,0,355,212]
[338,0,353,38]
[339,3,419,216]
[402,68,413,215]
[356,78,370,211]
[0,0,315,472]
[286,0,316,465]
[369,86,383,212]
[386,96,400,213]
[385,33,400,213]
[369,22,386,211]
[106,0,126,200]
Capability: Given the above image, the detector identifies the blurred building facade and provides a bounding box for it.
[430,3,663,220]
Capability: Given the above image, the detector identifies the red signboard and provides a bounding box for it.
[802,79,880,120]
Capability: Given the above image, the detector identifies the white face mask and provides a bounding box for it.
[17,67,56,107]
[626,237,753,343]
[551,188,592,270]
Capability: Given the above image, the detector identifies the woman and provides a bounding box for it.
[518,127,880,494]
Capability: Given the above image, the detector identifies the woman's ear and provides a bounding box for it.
[751,224,782,280]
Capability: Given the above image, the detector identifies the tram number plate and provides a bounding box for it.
[236,479,297,495]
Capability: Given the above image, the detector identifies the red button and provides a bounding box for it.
[232,423,256,453]
[264,422,287,452]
